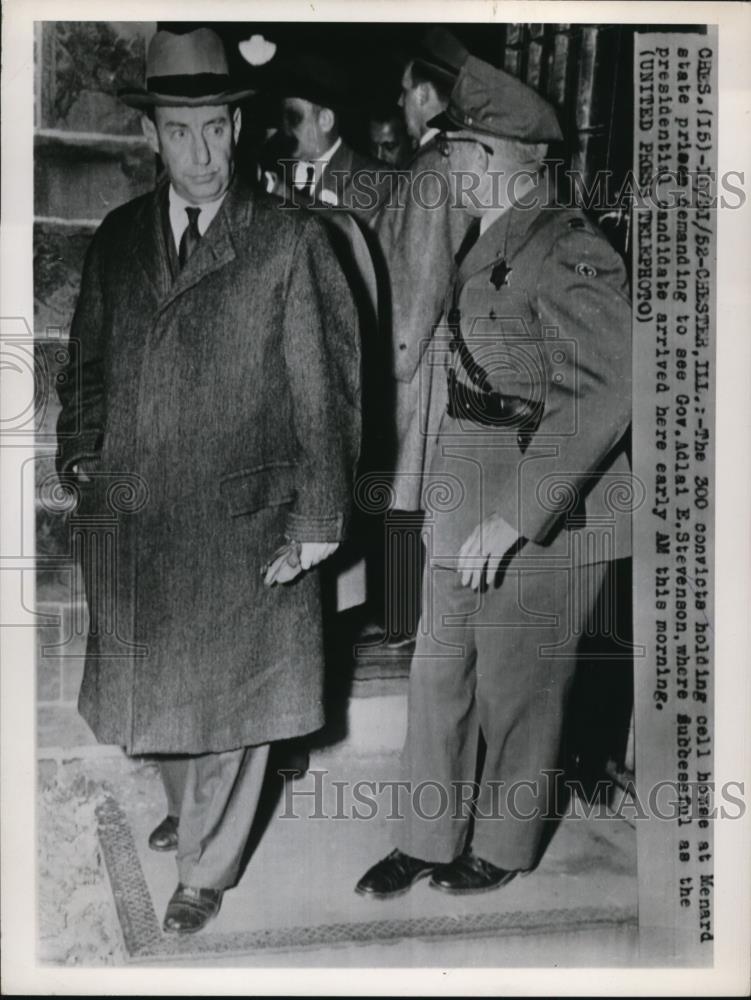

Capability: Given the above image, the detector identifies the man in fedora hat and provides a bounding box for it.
[57,27,361,933]
[357,55,631,896]
[367,27,471,649]
[267,51,386,221]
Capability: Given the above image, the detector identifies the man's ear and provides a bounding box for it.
[232,106,242,144]
[416,82,432,108]
[318,106,335,135]
[141,113,160,155]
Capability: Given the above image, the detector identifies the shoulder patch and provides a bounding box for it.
[575,261,598,278]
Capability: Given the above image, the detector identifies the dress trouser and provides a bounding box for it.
[158,744,270,890]
[395,559,609,871]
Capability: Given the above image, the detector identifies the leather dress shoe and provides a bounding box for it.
[148,814,179,852]
[163,883,223,934]
[355,848,434,898]
[429,851,519,894]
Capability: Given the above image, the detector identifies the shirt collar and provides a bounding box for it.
[168,185,227,245]
[317,136,342,167]
[420,127,439,148]
[293,137,343,191]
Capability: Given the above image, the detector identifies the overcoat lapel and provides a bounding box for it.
[317,142,353,198]
[157,178,254,314]
[130,179,174,303]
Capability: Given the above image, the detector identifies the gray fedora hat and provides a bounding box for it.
[119,28,255,109]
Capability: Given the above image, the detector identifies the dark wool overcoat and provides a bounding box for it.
[56,176,361,755]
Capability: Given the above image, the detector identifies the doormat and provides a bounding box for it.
[96,795,637,963]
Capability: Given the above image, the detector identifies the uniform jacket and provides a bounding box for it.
[56,175,361,755]
[425,178,632,566]
[375,136,472,509]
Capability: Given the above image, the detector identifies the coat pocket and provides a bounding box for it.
[219,462,297,517]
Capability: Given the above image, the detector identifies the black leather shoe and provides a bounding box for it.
[148,814,179,852]
[162,884,223,934]
[429,852,519,894]
[355,849,434,898]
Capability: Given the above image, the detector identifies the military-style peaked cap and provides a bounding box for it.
[429,54,563,143]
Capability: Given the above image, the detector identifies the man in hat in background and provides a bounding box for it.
[368,27,470,649]
[357,55,632,896]
[269,51,386,222]
[57,27,361,933]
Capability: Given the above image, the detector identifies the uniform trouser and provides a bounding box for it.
[395,558,609,871]
[158,744,270,891]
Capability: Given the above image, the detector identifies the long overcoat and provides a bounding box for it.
[56,176,361,755]
[375,137,471,509]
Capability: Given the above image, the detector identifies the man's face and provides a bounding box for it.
[280,97,328,160]
[445,134,527,215]
[368,117,412,166]
[398,63,425,142]
[143,104,241,204]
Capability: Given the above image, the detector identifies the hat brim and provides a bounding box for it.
[411,57,459,89]
[119,87,256,109]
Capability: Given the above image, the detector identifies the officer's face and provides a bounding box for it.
[280,97,329,160]
[368,118,412,166]
[143,105,241,205]
[447,135,523,214]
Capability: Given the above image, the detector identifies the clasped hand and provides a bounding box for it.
[457,513,520,590]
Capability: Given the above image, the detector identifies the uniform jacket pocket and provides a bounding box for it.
[219,462,297,517]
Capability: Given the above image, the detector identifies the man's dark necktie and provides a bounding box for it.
[178,206,202,268]
[301,164,315,196]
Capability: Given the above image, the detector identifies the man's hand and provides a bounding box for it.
[263,541,340,586]
[457,513,520,590]
[71,457,101,483]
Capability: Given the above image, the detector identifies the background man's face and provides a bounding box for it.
[280,97,327,160]
[144,104,240,204]
[368,117,412,166]
[398,63,424,141]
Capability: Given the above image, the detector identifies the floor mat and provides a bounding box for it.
[96,754,637,963]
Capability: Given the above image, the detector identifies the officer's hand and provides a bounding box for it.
[457,514,520,590]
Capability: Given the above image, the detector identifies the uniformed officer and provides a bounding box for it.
[356,55,632,896]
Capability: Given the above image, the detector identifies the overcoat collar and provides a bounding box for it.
[132,172,255,312]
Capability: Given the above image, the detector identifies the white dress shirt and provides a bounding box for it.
[419,126,440,148]
[168,186,226,253]
[292,137,343,191]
